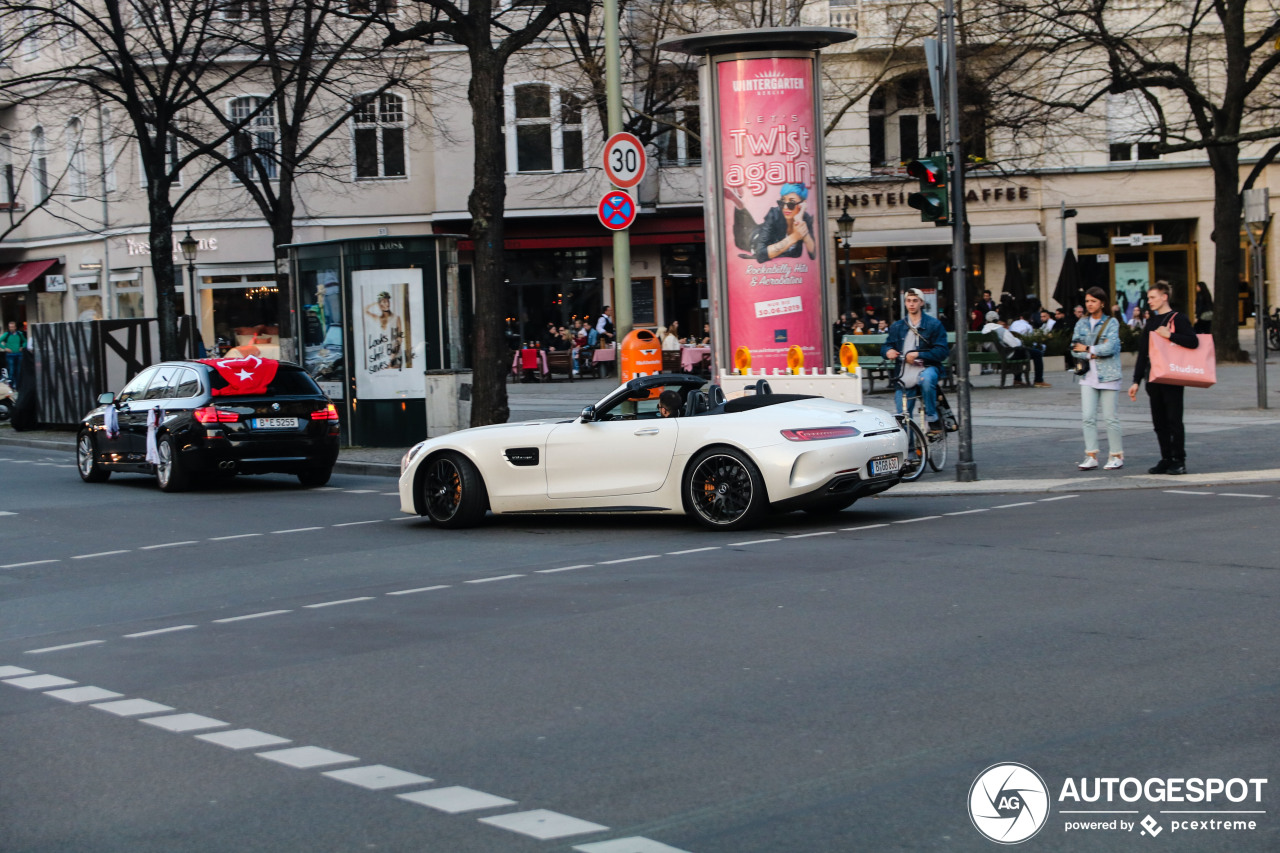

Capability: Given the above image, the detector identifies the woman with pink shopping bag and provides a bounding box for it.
[1127,280,1212,475]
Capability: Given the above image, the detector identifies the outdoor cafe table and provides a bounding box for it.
[680,346,711,372]
[511,348,548,377]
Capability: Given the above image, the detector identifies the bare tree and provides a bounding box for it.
[378,0,590,427]
[973,0,1280,360]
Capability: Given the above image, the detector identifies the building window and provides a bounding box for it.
[353,93,406,179]
[221,0,263,20]
[140,135,182,187]
[20,8,40,61]
[112,271,145,319]
[0,134,11,204]
[1107,92,1161,162]
[66,118,87,199]
[506,84,584,174]
[229,96,277,180]
[102,109,117,193]
[31,127,48,203]
[348,0,397,12]
[58,6,78,49]
[651,65,700,167]
[868,74,985,170]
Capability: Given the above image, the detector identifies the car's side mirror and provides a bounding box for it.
[98,392,115,406]
[580,405,595,422]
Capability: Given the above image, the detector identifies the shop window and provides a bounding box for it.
[113,272,144,318]
[1107,92,1161,162]
[229,96,278,181]
[353,93,407,179]
[31,127,48,203]
[506,84,584,174]
[66,118,87,199]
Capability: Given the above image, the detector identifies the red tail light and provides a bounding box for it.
[781,426,860,441]
[311,404,340,421]
[194,406,239,423]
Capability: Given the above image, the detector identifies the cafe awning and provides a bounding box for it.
[0,259,58,293]
[840,223,1045,248]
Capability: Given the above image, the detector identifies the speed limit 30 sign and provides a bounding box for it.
[602,131,646,189]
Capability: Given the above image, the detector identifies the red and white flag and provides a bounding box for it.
[199,356,279,396]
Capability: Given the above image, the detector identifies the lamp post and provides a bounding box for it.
[836,206,855,324]
[179,229,201,356]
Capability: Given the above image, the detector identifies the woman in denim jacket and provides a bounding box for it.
[1071,287,1124,470]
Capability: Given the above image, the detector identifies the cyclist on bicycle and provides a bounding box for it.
[882,288,950,435]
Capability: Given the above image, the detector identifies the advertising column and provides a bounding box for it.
[662,29,852,373]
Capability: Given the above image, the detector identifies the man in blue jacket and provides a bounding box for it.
[882,288,949,433]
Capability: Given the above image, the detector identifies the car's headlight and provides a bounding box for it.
[400,441,428,474]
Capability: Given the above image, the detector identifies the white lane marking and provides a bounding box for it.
[944,509,989,516]
[2,559,60,568]
[71,550,131,560]
[598,555,659,565]
[726,538,780,546]
[0,666,35,678]
[665,547,720,556]
[333,520,382,527]
[141,713,229,733]
[1218,493,1272,498]
[4,674,77,690]
[315,487,341,491]
[213,610,291,623]
[575,838,695,853]
[196,729,291,750]
[786,531,834,539]
[841,523,888,532]
[1038,495,1079,502]
[92,698,174,717]
[992,502,1036,509]
[209,533,263,542]
[397,786,516,813]
[44,685,123,703]
[1164,490,1212,495]
[0,511,16,516]
[479,809,609,840]
[25,640,105,654]
[381,492,399,496]
[322,765,434,790]
[892,516,941,524]
[386,585,450,595]
[389,516,417,521]
[257,746,360,769]
[272,526,324,534]
[140,541,198,550]
[303,597,374,609]
[465,574,525,583]
[54,465,77,469]
[124,625,196,638]
[535,565,592,574]
[344,490,379,494]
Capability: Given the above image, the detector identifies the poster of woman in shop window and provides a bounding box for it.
[363,285,408,373]
[352,268,423,399]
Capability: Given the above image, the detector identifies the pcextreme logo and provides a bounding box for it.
[968,764,1269,844]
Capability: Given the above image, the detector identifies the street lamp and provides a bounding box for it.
[179,229,201,356]
[836,205,855,324]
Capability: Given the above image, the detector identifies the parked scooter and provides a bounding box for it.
[0,377,14,423]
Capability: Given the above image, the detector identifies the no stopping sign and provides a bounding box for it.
[597,190,637,231]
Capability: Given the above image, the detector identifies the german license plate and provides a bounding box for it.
[870,456,901,476]
[252,417,299,429]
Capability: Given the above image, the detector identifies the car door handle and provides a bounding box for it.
[633,427,660,435]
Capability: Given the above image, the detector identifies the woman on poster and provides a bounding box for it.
[364,290,404,372]
[726,183,817,263]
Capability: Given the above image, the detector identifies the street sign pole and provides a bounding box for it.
[946,0,977,482]
[603,0,632,341]
[1244,188,1270,409]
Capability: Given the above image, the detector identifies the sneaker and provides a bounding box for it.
[1034,381,1052,388]
[928,419,943,431]
[1147,459,1171,474]
[1103,456,1124,470]
[1166,463,1187,475]
[1078,456,1099,470]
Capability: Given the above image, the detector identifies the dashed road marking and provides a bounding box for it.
[1038,495,1079,502]
[575,838,695,853]
[535,565,592,574]
[91,698,175,716]
[665,547,719,556]
[0,666,35,678]
[397,786,515,813]
[944,509,989,516]
[4,674,77,690]
[1218,493,1271,498]
[209,533,263,541]
[2,559,60,568]
[599,555,659,564]
[140,540,198,550]
[1165,490,1212,495]
[71,550,130,559]
[333,519,383,527]
[141,713,229,733]
[893,516,940,524]
[213,610,291,623]
[303,597,374,609]
[726,538,779,547]
[465,574,525,583]
[841,523,888,532]
[25,640,105,654]
[386,584,450,595]
[272,526,324,534]
[991,502,1036,509]
[258,746,359,769]
[44,685,122,703]
[344,490,379,494]
[196,729,291,750]
[124,625,196,638]
[322,764,433,790]
[0,511,16,517]
[479,809,608,840]
[786,531,833,539]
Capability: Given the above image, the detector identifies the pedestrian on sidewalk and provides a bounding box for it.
[1128,280,1199,475]
[1072,287,1124,470]
[981,312,1051,387]
[0,321,26,390]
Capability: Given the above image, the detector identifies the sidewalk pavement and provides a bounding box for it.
[5,352,1278,496]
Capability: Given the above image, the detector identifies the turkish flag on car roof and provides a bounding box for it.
[199,356,279,396]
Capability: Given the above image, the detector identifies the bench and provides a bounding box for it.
[843,332,958,394]
[962,330,1030,387]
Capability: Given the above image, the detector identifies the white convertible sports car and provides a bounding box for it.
[398,373,907,530]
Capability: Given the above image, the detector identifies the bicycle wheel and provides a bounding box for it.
[899,419,927,482]
[927,424,949,471]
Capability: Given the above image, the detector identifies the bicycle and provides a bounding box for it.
[1266,307,1280,353]
[891,359,956,481]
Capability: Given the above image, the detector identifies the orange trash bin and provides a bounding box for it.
[620,329,662,385]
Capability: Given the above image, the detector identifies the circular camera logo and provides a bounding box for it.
[969,763,1050,844]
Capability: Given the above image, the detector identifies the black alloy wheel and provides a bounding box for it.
[421,451,488,528]
[76,431,110,483]
[684,448,766,530]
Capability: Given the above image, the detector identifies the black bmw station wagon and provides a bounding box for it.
[77,357,340,492]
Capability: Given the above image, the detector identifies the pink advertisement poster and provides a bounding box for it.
[716,56,824,370]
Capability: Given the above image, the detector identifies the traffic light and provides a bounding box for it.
[906,155,949,225]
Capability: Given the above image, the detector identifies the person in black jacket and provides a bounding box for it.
[1128,280,1199,475]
